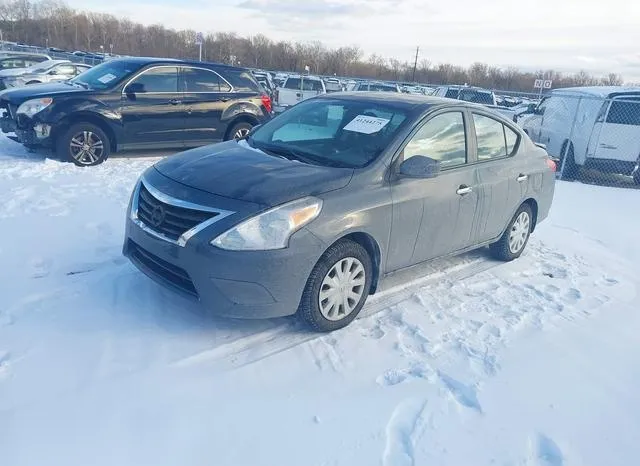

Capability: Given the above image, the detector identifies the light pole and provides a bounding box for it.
[109,43,113,55]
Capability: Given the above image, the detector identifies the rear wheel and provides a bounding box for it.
[299,240,372,332]
[489,204,533,261]
[227,121,254,140]
[56,122,110,167]
[559,142,578,180]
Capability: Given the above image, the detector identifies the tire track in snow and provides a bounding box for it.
[170,253,502,372]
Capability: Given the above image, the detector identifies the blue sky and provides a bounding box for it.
[72,0,639,80]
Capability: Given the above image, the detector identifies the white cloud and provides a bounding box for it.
[69,0,639,78]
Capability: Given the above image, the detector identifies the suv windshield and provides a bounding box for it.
[458,89,494,105]
[284,78,324,91]
[70,61,141,90]
[249,98,410,168]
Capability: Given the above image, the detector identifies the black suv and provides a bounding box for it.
[0,57,273,166]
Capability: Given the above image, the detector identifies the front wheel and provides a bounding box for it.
[299,240,372,332]
[56,123,110,167]
[489,204,533,261]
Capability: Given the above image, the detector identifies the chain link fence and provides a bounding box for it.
[513,90,640,189]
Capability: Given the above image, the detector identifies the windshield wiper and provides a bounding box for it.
[73,80,89,89]
[258,143,327,166]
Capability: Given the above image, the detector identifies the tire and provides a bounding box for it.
[226,121,254,141]
[299,239,373,332]
[559,142,578,181]
[56,122,110,167]
[489,203,533,261]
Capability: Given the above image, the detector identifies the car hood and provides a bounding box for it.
[154,140,354,206]
[0,82,90,104]
[0,68,30,77]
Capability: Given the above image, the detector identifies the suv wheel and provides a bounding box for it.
[227,121,253,140]
[57,123,110,167]
[489,203,533,261]
[299,239,372,332]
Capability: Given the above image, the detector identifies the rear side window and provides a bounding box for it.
[505,125,519,155]
[473,114,507,160]
[444,88,459,99]
[181,67,229,92]
[606,99,640,125]
[221,69,259,92]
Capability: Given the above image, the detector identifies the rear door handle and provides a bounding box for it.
[456,185,473,195]
[169,99,182,105]
[517,174,528,182]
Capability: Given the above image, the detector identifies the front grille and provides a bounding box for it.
[128,240,198,297]
[136,184,217,241]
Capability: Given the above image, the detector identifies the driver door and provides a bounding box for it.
[387,110,479,271]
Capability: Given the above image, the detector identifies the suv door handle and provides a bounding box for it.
[517,174,528,182]
[456,185,473,195]
[168,99,182,105]
[220,97,231,102]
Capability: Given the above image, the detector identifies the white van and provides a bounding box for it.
[520,86,640,184]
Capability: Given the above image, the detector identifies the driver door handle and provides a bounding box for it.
[168,99,182,105]
[456,185,473,195]
[517,174,528,182]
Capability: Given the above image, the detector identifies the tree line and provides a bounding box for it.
[0,0,625,92]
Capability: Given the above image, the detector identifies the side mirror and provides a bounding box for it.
[399,156,440,179]
[125,82,145,96]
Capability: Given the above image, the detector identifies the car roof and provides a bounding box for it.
[106,56,249,72]
[317,92,482,109]
[551,86,640,98]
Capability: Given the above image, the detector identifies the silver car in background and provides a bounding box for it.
[2,60,91,88]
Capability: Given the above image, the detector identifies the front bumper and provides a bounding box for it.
[0,114,52,146]
[122,174,327,319]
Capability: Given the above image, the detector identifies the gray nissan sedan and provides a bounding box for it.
[123,93,556,331]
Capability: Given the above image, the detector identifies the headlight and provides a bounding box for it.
[211,197,322,251]
[16,97,53,117]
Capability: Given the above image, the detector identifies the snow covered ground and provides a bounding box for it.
[1,135,639,466]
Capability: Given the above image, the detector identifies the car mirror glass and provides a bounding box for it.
[399,155,440,179]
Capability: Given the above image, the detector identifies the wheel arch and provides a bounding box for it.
[333,232,382,295]
[222,113,260,141]
[53,113,117,152]
[522,198,539,232]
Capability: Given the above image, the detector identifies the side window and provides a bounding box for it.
[504,125,519,155]
[130,67,178,93]
[605,99,640,126]
[473,113,507,160]
[403,112,467,169]
[55,64,76,75]
[181,67,226,92]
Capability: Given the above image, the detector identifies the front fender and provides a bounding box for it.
[37,98,122,139]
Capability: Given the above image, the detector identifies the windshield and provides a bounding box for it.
[249,98,410,168]
[26,61,59,73]
[284,78,324,91]
[70,60,141,90]
[458,89,495,105]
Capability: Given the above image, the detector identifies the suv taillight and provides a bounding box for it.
[261,94,272,113]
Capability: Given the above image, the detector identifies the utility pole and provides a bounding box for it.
[412,46,419,82]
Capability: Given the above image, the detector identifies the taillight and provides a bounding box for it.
[546,158,557,172]
[261,94,272,113]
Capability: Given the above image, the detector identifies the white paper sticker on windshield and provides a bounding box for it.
[97,73,117,84]
[343,115,390,134]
